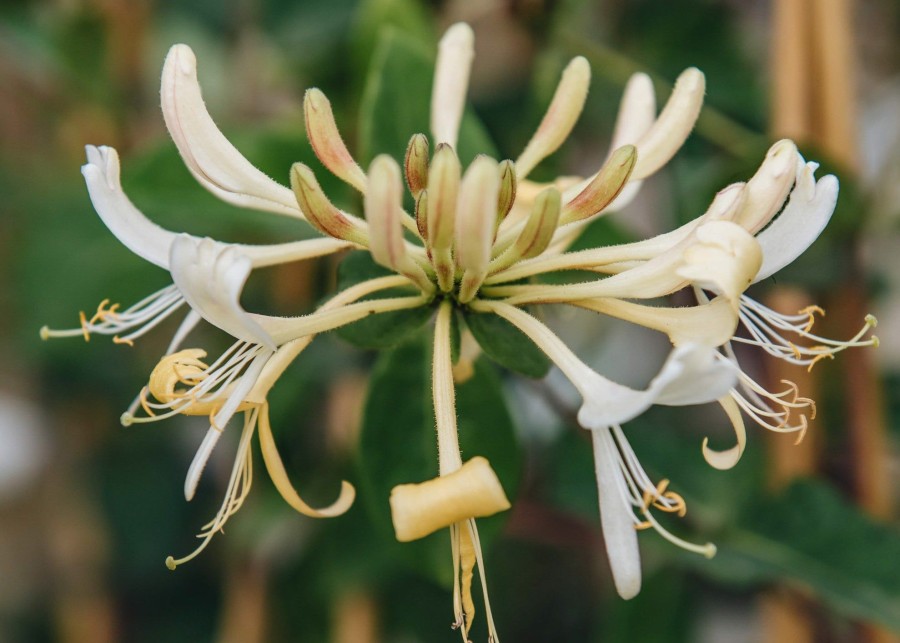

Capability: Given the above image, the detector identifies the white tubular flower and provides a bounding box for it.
[455,156,500,303]
[161,44,300,217]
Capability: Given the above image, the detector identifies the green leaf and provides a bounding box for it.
[357,335,521,585]
[694,479,900,631]
[357,26,497,167]
[333,251,434,349]
[464,309,551,378]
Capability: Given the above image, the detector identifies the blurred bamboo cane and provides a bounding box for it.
[765,1,895,642]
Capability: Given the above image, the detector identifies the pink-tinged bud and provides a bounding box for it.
[426,144,461,291]
[304,88,368,193]
[290,163,368,245]
[455,156,500,302]
[562,145,636,224]
[496,159,517,224]
[405,133,430,197]
[365,155,406,269]
[515,56,591,179]
[415,190,429,241]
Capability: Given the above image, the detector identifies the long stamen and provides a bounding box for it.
[41,285,185,344]
[166,407,258,570]
[734,295,878,369]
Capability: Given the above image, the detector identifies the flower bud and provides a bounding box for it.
[562,145,636,224]
[304,88,368,192]
[515,56,591,179]
[290,163,368,245]
[404,133,430,197]
[426,144,461,291]
[496,159,517,224]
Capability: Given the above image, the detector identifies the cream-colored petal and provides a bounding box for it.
[390,457,510,542]
[258,403,355,517]
[571,295,738,347]
[161,44,300,217]
[701,395,746,470]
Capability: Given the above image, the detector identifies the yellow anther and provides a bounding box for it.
[139,387,157,417]
[165,556,177,571]
[113,335,134,347]
[640,479,687,517]
[793,416,809,445]
[799,305,825,333]
[635,520,653,531]
[807,349,835,372]
[78,311,91,342]
[787,342,802,359]
[872,336,880,348]
[209,411,224,433]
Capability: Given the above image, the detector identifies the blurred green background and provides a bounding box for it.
[1,0,899,641]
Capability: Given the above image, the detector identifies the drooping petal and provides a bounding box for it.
[515,56,591,179]
[257,403,356,517]
[430,23,475,148]
[592,427,641,599]
[169,235,277,351]
[701,395,746,470]
[161,44,300,217]
[753,162,838,282]
[82,145,176,268]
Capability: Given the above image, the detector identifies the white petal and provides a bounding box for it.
[169,235,277,350]
[592,427,641,599]
[753,163,838,282]
[161,44,300,217]
[430,23,474,148]
[82,145,176,268]
[576,344,737,430]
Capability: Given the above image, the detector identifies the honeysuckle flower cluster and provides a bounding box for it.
[42,22,877,640]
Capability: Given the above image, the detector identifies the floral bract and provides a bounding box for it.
[41,21,877,641]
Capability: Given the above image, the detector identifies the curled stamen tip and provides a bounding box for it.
[120,412,134,427]
[165,556,177,571]
[39,326,50,340]
[865,314,878,327]
[703,543,717,559]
